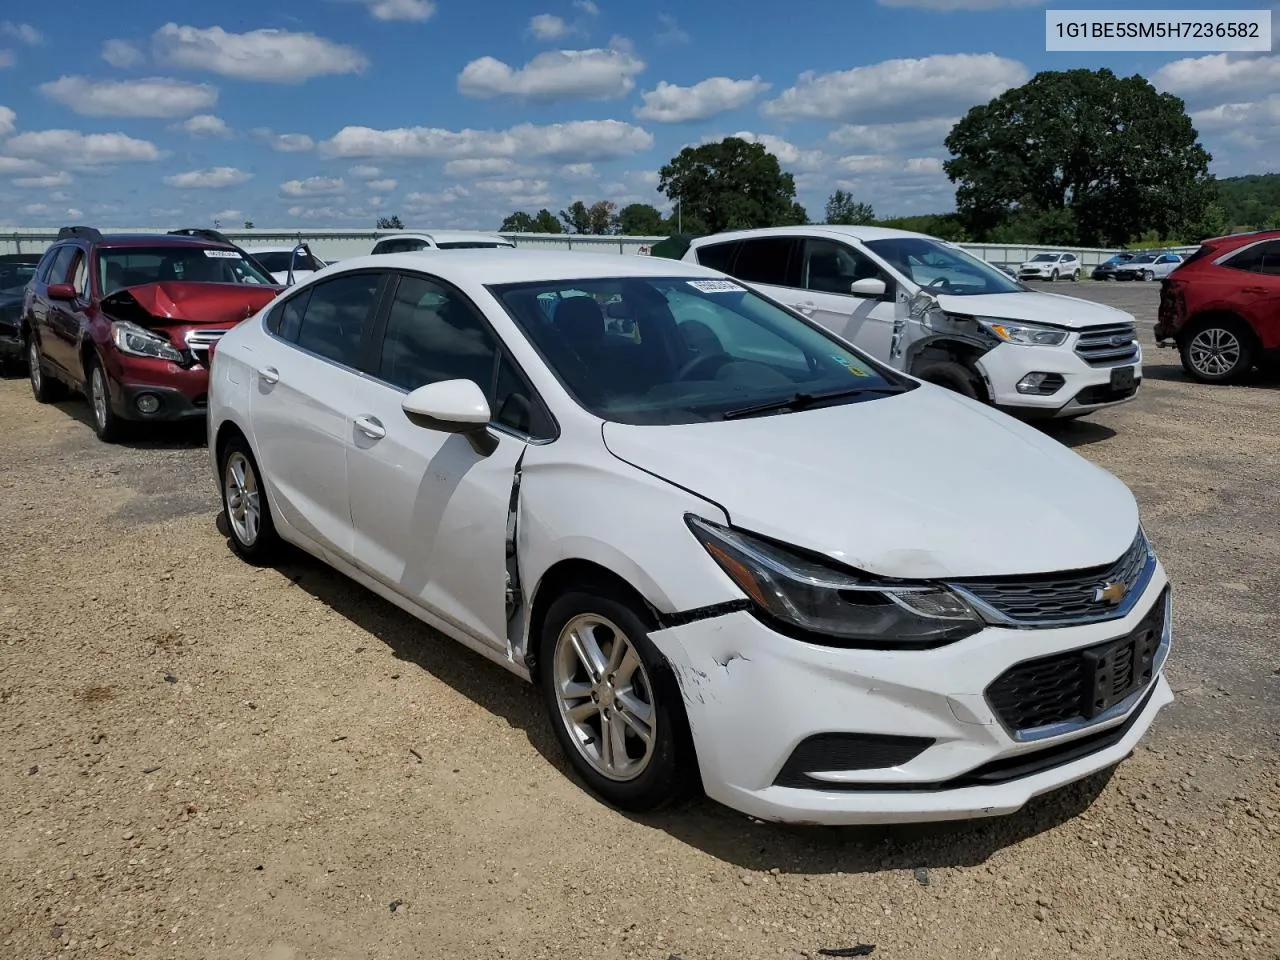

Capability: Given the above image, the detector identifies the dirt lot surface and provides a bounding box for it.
[2,281,1278,960]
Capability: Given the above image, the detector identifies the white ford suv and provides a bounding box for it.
[684,226,1141,419]
[1018,251,1081,282]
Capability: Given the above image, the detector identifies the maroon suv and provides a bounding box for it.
[1155,229,1280,384]
[22,227,282,441]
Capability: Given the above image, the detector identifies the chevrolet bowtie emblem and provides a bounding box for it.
[1094,581,1127,605]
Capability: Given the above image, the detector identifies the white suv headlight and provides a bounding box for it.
[976,317,1070,347]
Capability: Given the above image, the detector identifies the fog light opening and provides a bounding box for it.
[1016,372,1066,396]
[135,393,161,415]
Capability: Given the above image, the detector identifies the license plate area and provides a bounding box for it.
[1110,365,1136,391]
[1080,621,1161,718]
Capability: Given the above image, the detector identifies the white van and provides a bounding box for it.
[684,226,1141,419]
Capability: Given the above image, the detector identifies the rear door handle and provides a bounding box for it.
[353,415,385,439]
[259,366,280,385]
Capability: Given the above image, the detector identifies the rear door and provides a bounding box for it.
[31,244,78,376]
[45,245,92,378]
[1221,239,1280,348]
[250,269,388,561]
[346,270,550,650]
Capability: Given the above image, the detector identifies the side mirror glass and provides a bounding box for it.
[849,277,887,298]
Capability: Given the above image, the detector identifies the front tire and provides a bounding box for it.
[1180,317,1256,385]
[86,356,125,442]
[28,337,66,404]
[539,586,697,812]
[1049,269,1059,282]
[1143,270,1155,282]
[914,360,983,402]
[219,436,280,564]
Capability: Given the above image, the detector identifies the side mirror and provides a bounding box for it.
[849,277,887,298]
[402,379,497,454]
[47,282,77,301]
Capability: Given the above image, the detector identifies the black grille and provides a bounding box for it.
[950,530,1151,625]
[773,733,934,788]
[1075,323,1139,367]
[985,588,1167,734]
[1073,382,1140,406]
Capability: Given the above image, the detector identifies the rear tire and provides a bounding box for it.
[914,360,983,402]
[1142,270,1155,282]
[86,356,125,443]
[539,585,697,812]
[28,337,66,404]
[219,435,281,565]
[1179,317,1256,385]
[1071,269,1080,282]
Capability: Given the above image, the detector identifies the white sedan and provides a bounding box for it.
[207,250,1173,825]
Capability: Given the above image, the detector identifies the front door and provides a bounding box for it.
[795,237,899,362]
[347,271,546,650]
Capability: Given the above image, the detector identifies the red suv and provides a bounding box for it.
[22,227,282,441]
[1156,229,1280,384]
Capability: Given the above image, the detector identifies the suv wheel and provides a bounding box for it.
[219,437,280,564]
[914,360,983,402]
[1181,318,1256,385]
[1142,269,1155,282]
[1049,269,1059,282]
[1071,269,1080,282]
[539,585,697,812]
[28,337,66,404]
[86,357,125,442]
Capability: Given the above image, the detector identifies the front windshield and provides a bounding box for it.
[251,250,325,273]
[1030,253,1058,263]
[0,261,38,296]
[99,246,276,295]
[863,236,1023,296]
[490,276,913,426]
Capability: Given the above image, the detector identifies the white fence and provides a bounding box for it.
[0,227,1194,266]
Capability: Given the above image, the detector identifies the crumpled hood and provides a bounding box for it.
[602,387,1139,579]
[935,290,1134,330]
[102,281,280,327]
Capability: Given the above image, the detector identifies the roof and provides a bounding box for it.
[376,230,513,245]
[72,233,241,250]
[244,244,310,253]
[688,224,934,246]
[329,248,719,285]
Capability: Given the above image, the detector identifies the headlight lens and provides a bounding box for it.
[111,321,184,362]
[685,515,983,648]
[977,317,1070,347]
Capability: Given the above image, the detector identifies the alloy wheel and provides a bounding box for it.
[223,451,262,547]
[552,613,657,782]
[28,341,41,393]
[91,367,109,431]
[1187,328,1242,379]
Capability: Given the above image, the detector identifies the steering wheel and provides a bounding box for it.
[927,275,952,290]
[675,352,734,382]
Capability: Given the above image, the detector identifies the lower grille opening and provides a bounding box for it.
[773,733,934,789]
[1073,382,1140,405]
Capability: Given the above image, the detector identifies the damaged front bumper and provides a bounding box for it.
[647,569,1171,825]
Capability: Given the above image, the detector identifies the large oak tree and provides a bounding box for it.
[659,137,807,234]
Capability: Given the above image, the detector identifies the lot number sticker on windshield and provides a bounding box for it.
[687,279,744,294]
[204,250,241,259]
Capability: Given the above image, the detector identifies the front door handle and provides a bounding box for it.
[259,366,280,385]
[795,301,817,315]
[353,415,385,440]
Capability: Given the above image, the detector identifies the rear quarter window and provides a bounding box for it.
[694,241,740,273]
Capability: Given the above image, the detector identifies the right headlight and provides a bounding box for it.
[111,321,184,362]
[976,317,1070,347]
[685,515,983,648]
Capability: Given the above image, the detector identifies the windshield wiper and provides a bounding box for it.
[722,385,906,420]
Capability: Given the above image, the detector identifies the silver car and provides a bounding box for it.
[1114,251,1182,282]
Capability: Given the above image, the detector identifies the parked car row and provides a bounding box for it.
[9,220,1175,828]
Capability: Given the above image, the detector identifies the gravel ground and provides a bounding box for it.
[1,281,1277,960]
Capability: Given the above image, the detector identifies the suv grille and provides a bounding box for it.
[186,329,229,367]
[949,529,1152,626]
[1075,323,1139,366]
[985,588,1168,735]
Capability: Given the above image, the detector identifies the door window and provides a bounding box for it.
[729,237,799,287]
[694,241,740,273]
[801,238,886,295]
[1224,241,1280,276]
[70,252,89,299]
[42,245,77,284]
[291,272,381,367]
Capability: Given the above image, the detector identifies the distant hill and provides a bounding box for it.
[1215,173,1280,231]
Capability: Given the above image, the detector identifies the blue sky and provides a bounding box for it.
[0,0,1276,230]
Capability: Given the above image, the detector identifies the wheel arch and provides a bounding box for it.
[1179,309,1260,351]
[905,334,995,402]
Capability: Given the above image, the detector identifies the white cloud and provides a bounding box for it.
[254,129,316,152]
[529,14,571,40]
[839,155,944,175]
[366,178,398,191]
[828,117,958,152]
[876,0,1045,7]
[762,53,1028,122]
[281,176,346,197]
[165,167,252,188]
[560,162,596,179]
[655,14,690,45]
[730,132,828,171]
[348,164,382,179]
[472,178,551,195]
[1153,54,1280,106]
[0,51,13,69]
[102,39,143,68]
[636,76,770,122]
[181,114,232,138]
[444,157,518,177]
[1191,96,1280,152]
[458,47,645,101]
[321,119,654,161]
[362,0,436,20]
[40,75,218,118]
[152,23,368,83]
[574,0,599,14]
[0,156,42,175]
[405,186,470,209]
[49,191,71,202]
[212,208,243,222]
[6,130,161,167]
[0,105,14,136]
[13,171,73,188]
[2,22,43,45]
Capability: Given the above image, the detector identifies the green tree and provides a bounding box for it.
[617,202,665,235]
[944,67,1214,246]
[243,219,255,229]
[658,137,807,234]
[532,209,563,233]
[587,200,618,235]
[500,211,536,232]
[376,215,405,230]
[824,190,875,225]
[559,200,592,234]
